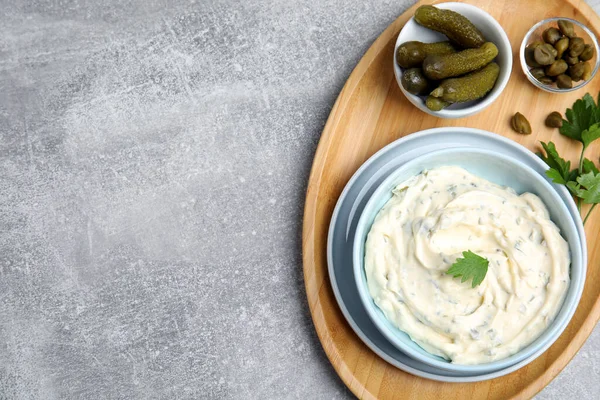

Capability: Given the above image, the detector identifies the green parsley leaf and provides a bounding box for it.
[540,141,574,184]
[583,158,600,175]
[560,93,599,143]
[446,251,489,288]
[582,123,600,149]
[567,181,585,198]
[576,172,600,204]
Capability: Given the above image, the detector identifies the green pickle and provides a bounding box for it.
[401,68,430,95]
[396,41,456,68]
[414,5,485,48]
[425,96,450,111]
[423,42,498,80]
[430,62,500,103]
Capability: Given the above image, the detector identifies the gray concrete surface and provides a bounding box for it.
[1,0,599,398]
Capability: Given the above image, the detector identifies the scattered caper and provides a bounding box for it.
[543,27,562,45]
[555,37,569,59]
[545,59,568,76]
[558,20,576,38]
[511,112,532,135]
[569,37,585,57]
[569,62,585,81]
[556,74,573,89]
[580,44,595,61]
[545,111,563,128]
[534,44,556,65]
[530,67,546,80]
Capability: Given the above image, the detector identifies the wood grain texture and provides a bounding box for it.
[302,0,600,399]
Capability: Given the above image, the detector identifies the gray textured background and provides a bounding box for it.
[1,0,599,399]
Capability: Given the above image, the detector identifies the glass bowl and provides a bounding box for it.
[520,17,600,93]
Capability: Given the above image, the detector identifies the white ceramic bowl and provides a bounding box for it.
[393,3,512,118]
[353,147,585,374]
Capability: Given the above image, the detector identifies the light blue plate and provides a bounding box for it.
[353,147,584,375]
[327,127,587,382]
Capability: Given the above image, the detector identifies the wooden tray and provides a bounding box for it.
[302,0,600,398]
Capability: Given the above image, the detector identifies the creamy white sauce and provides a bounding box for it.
[364,166,570,365]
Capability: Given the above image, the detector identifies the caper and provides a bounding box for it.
[543,27,562,45]
[558,20,576,38]
[526,41,544,67]
[511,112,532,135]
[545,59,568,76]
[582,61,592,80]
[556,74,573,89]
[545,111,563,128]
[580,44,595,61]
[534,44,556,66]
[569,62,585,81]
[538,76,554,85]
[530,67,546,80]
[565,54,579,65]
[569,37,585,57]
[555,37,569,59]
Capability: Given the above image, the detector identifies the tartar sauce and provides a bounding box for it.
[365,166,570,364]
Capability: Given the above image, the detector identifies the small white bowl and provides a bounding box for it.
[393,3,512,119]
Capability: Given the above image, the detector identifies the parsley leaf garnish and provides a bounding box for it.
[576,172,600,204]
[541,141,577,185]
[446,251,489,288]
[540,92,600,225]
[560,93,600,145]
[582,158,600,175]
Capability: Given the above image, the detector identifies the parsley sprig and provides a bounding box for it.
[446,251,489,288]
[540,93,600,225]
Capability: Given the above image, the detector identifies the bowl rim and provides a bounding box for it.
[519,17,600,93]
[393,2,513,119]
[352,146,585,373]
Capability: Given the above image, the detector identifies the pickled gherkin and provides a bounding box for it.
[414,5,485,48]
[430,62,500,103]
[425,96,450,111]
[401,68,430,95]
[423,42,498,80]
[396,41,456,68]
